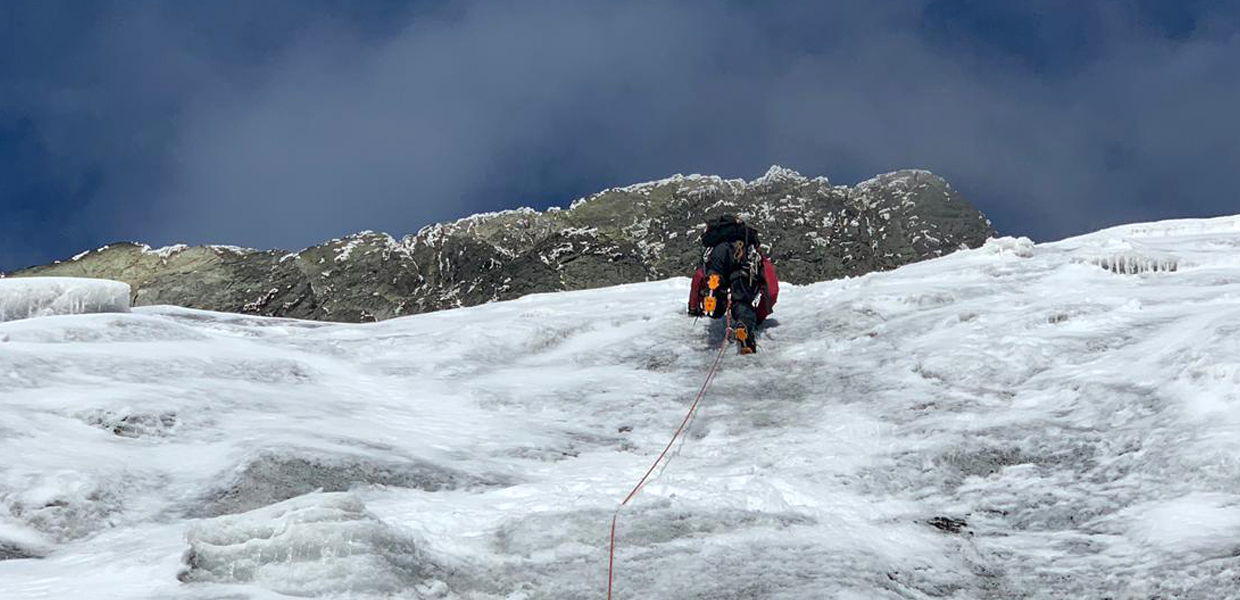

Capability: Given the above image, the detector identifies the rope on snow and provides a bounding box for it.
[606,313,733,600]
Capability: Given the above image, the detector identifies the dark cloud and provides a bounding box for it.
[2,0,1239,270]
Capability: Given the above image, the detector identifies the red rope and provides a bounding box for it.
[606,316,732,600]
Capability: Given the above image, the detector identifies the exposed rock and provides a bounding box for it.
[8,167,995,322]
[81,409,178,439]
[927,516,970,534]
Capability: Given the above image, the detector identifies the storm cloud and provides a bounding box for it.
[2,0,1238,270]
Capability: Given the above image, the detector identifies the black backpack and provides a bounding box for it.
[701,214,761,249]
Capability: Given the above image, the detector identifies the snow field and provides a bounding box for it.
[1,215,1240,598]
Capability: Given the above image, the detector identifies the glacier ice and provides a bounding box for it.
[0,277,130,323]
[1,472,123,543]
[0,542,39,561]
[0,214,1239,598]
[196,452,501,518]
[179,492,434,596]
[980,235,1035,258]
[0,520,50,561]
[1074,240,1182,275]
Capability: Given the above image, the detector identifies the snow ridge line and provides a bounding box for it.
[607,315,733,600]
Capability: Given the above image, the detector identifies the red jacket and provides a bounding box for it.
[688,256,779,324]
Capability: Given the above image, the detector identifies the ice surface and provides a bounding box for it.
[1,471,124,543]
[1126,493,1240,556]
[980,236,1035,258]
[0,520,51,560]
[0,277,130,323]
[2,215,1240,598]
[179,492,434,597]
[196,452,501,517]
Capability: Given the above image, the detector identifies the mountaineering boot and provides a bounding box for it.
[734,323,757,355]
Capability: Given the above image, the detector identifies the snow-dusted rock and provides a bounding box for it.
[11,167,993,322]
[0,277,130,323]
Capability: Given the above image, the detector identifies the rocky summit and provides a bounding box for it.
[8,166,995,322]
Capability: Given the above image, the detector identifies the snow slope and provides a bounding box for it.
[2,216,1240,599]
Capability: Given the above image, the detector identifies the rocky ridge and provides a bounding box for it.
[8,166,995,322]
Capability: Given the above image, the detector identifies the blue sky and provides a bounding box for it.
[2,1,1238,271]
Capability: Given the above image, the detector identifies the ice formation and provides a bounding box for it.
[0,277,130,323]
[179,492,434,597]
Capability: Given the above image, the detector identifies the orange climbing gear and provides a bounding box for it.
[735,324,754,354]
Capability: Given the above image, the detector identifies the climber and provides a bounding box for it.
[687,214,779,354]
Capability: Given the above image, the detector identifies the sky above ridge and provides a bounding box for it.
[2,0,1238,271]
